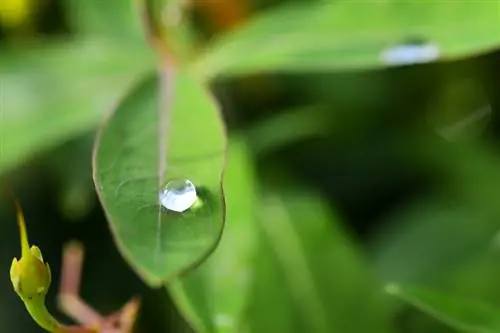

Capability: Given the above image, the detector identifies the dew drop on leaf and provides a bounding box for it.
[160,179,198,213]
[381,39,439,65]
[93,71,226,285]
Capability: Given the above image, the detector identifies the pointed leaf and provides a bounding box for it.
[168,137,257,333]
[245,186,394,333]
[0,39,154,174]
[93,69,227,286]
[371,197,495,285]
[195,1,500,79]
[386,283,500,333]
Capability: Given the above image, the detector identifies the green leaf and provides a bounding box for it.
[244,186,394,333]
[168,137,257,333]
[245,106,330,155]
[386,283,500,333]
[43,133,96,221]
[371,196,497,285]
[0,39,154,174]
[67,0,143,40]
[93,69,227,286]
[194,1,500,79]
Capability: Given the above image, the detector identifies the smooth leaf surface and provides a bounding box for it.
[93,69,227,286]
[0,39,154,174]
[67,0,143,41]
[387,284,500,333]
[244,185,395,333]
[246,106,330,155]
[194,1,500,79]
[168,137,257,333]
[371,196,497,285]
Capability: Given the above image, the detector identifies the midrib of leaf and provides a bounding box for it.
[261,195,329,333]
[155,66,177,264]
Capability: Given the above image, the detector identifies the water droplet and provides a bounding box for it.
[159,179,198,213]
[381,39,440,65]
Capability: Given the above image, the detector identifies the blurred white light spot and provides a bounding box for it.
[215,314,234,328]
[384,283,401,295]
[381,42,440,65]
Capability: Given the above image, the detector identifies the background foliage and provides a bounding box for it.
[2,1,500,332]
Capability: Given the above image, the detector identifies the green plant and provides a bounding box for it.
[3,1,500,333]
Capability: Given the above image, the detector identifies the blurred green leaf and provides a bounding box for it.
[0,39,154,174]
[428,78,491,142]
[93,69,227,286]
[439,141,500,222]
[43,133,96,221]
[244,186,394,333]
[168,137,257,333]
[195,1,500,79]
[371,196,497,285]
[246,106,329,155]
[370,131,500,286]
[67,0,143,40]
[145,0,198,60]
[387,283,500,333]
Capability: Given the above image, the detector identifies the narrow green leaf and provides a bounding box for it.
[168,137,257,333]
[244,186,394,333]
[245,106,330,155]
[371,197,496,285]
[0,39,154,174]
[386,283,500,333]
[93,69,227,286]
[195,1,500,79]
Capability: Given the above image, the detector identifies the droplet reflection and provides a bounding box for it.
[159,179,198,213]
[381,40,439,66]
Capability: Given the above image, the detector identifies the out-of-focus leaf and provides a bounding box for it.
[0,39,154,174]
[438,141,500,222]
[93,69,227,286]
[428,78,491,142]
[244,186,394,333]
[43,133,96,221]
[67,0,143,40]
[145,0,198,60]
[371,132,500,285]
[168,137,257,333]
[371,196,497,285]
[194,1,500,79]
[246,106,329,155]
[386,283,500,333]
[435,251,500,310]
